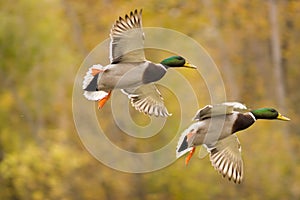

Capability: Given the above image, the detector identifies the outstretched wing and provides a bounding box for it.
[205,134,243,184]
[221,102,248,111]
[121,84,171,117]
[193,102,247,121]
[110,9,145,64]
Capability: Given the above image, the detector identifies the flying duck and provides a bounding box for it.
[82,9,197,117]
[176,102,290,183]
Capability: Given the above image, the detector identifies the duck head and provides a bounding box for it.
[160,56,197,69]
[250,108,290,121]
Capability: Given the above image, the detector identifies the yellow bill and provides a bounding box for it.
[183,62,197,69]
[277,113,290,121]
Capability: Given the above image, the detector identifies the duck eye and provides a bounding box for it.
[177,56,183,60]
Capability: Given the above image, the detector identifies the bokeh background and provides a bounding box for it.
[1,0,300,199]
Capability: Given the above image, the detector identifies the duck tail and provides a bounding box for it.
[83,64,108,101]
[83,90,108,101]
[176,128,194,159]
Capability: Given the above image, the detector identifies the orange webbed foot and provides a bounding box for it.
[98,91,112,109]
[185,147,196,166]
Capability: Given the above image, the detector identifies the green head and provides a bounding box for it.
[250,108,290,121]
[160,56,197,69]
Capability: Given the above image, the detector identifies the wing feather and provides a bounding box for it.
[121,84,171,117]
[193,102,248,121]
[205,134,244,184]
[110,9,145,64]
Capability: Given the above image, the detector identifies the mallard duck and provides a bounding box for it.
[82,9,196,117]
[176,102,290,183]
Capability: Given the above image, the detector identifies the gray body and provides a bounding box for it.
[187,112,255,147]
[97,61,166,90]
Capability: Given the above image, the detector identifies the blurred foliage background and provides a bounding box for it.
[1,0,300,199]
